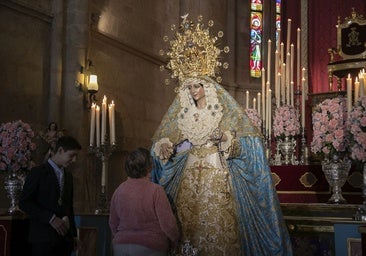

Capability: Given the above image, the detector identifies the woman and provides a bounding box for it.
[151,76,293,255]
[109,148,180,256]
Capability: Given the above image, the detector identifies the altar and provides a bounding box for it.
[271,164,363,204]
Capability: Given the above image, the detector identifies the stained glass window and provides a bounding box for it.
[250,0,263,78]
[276,0,281,49]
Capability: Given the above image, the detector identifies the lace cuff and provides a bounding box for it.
[220,131,241,159]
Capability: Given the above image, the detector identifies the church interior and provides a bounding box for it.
[1,0,366,255]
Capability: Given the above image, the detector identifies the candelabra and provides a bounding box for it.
[89,138,116,214]
[300,128,309,165]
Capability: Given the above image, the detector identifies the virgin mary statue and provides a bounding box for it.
[151,14,293,256]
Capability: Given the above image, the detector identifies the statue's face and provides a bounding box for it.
[187,83,205,102]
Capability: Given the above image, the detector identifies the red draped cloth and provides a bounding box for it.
[283,0,366,94]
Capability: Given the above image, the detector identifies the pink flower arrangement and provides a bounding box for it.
[347,96,366,162]
[310,97,347,158]
[0,120,36,171]
[273,104,301,139]
[245,108,262,130]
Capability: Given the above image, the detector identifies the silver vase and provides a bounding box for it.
[321,155,351,204]
[4,171,23,214]
[278,137,296,165]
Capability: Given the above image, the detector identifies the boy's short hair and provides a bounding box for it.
[56,136,82,152]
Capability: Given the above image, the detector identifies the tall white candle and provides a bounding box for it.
[275,50,279,106]
[281,63,286,104]
[257,93,261,115]
[268,88,272,139]
[354,77,360,103]
[360,71,365,97]
[280,42,284,65]
[297,28,301,88]
[267,39,272,83]
[286,19,292,54]
[346,74,352,116]
[363,70,366,95]
[110,101,116,145]
[96,105,100,147]
[290,44,294,85]
[89,103,96,146]
[262,68,266,123]
[277,72,281,107]
[266,82,270,135]
[101,95,107,145]
[286,53,291,105]
[246,90,249,109]
[108,104,113,145]
[301,77,306,128]
[290,81,294,106]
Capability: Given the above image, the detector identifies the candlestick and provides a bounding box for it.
[108,104,112,144]
[360,71,365,97]
[297,28,301,88]
[290,44,294,85]
[96,105,100,147]
[290,81,294,106]
[90,103,96,146]
[101,161,106,186]
[101,95,107,145]
[267,39,272,83]
[286,52,291,105]
[301,78,306,128]
[363,71,366,96]
[286,19,292,53]
[355,77,360,103]
[275,50,279,106]
[253,98,256,110]
[280,42,284,65]
[277,72,281,107]
[268,89,272,139]
[110,101,116,145]
[246,90,249,109]
[346,74,352,117]
[281,63,286,104]
[262,67,266,122]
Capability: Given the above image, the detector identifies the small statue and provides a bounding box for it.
[39,122,65,162]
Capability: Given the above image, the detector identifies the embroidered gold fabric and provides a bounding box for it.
[175,147,240,255]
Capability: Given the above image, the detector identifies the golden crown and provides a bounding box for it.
[159,14,229,87]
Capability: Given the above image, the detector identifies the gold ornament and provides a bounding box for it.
[160,14,229,87]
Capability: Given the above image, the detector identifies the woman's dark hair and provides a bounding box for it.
[125,148,152,178]
[48,122,58,131]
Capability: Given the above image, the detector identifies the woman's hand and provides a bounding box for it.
[160,143,174,160]
[210,128,227,143]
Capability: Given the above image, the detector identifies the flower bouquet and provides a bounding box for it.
[244,108,262,130]
[273,104,301,140]
[0,120,36,214]
[272,104,301,165]
[347,96,366,162]
[311,96,350,204]
[0,120,36,171]
[310,97,348,159]
[348,96,366,218]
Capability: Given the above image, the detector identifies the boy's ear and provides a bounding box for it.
[56,147,64,154]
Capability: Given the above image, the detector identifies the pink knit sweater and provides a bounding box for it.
[109,177,180,252]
